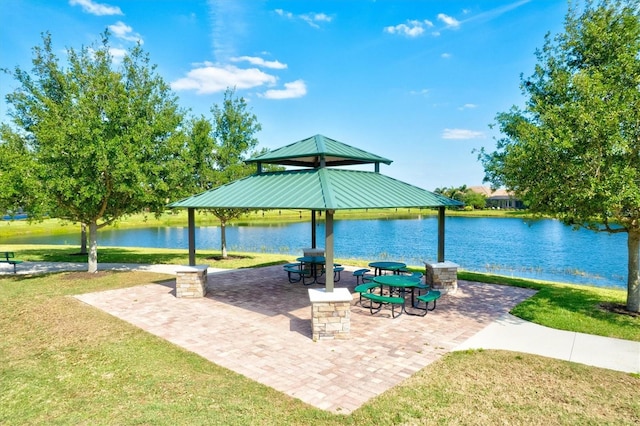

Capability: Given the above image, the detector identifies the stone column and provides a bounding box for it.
[425,261,459,294]
[308,288,352,341]
[175,265,208,298]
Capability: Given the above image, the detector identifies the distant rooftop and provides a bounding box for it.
[469,186,517,200]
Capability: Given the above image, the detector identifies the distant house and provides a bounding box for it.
[468,186,524,209]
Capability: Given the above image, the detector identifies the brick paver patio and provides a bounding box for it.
[75,265,535,414]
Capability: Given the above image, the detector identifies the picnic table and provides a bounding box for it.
[361,274,438,317]
[294,256,344,285]
[368,261,406,276]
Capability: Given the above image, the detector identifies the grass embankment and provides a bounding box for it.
[1,269,638,425]
[0,208,533,239]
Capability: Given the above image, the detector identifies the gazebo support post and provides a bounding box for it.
[425,206,459,294]
[325,209,335,292]
[308,208,351,341]
[188,208,196,266]
[311,210,317,248]
[175,207,209,298]
[437,206,445,263]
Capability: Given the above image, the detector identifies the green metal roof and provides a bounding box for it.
[246,134,393,168]
[169,168,463,210]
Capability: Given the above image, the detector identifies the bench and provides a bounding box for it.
[352,268,371,284]
[361,292,405,318]
[283,265,312,283]
[315,264,344,284]
[410,290,442,316]
[0,251,23,274]
[354,282,381,306]
[332,265,345,282]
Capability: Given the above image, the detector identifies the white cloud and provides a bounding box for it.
[109,47,127,64]
[460,103,478,109]
[301,12,332,28]
[410,89,430,96]
[171,63,277,94]
[108,21,143,44]
[275,9,332,28]
[437,13,461,28]
[442,128,484,139]
[231,56,287,70]
[441,52,452,59]
[384,19,433,37]
[274,9,293,19]
[69,0,122,16]
[462,1,531,25]
[260,80,307,99]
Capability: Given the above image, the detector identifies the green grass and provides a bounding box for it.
[1,268,639,424]
[458,270,639,341]
[0,271,336,425]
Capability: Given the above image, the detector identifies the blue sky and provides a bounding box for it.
[0,0,567,190]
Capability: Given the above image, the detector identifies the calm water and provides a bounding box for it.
[3,217,627,288]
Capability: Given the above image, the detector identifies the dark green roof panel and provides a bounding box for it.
[246,134,392,167]
[169,169,463,210]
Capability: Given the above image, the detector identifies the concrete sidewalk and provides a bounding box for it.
[454,313,640,374]
[0,261,227,276]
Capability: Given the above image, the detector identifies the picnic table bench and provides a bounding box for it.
[0,251,23,273]
[361,292,405,318]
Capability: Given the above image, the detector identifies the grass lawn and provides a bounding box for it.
[1,248,639,424]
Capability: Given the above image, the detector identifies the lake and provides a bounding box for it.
[2,216,627,289]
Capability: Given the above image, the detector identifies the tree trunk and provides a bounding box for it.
[221,219,227,259]
[627,229,640,313]
[88,221,98,273]
[80,223,87,255]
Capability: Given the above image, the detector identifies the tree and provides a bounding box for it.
[434,185,467,203]
[3,32,187,272]
[463,191,487,210]
[201,88,262,258]
[480,0,640,312]
[434,185,487,209]
[183,116,217,191]
[0,125,43,217]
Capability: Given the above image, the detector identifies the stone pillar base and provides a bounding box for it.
[425,261,459,294]
[175,265,208,298]
[308,288,352,341]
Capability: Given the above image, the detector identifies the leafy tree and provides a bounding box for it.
[183,116,217,191]
[434,185,487,209]
[210,88,262,184]
[434,185,467,203]
[480,0,640,312]
[0,125,43,217]
[3,32,187,272]
[463,191,487,210]
[201,88,262,258]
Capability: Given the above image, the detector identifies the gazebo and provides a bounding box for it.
[169,134,463,293]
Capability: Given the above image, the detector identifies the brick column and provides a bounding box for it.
[425,261,459,294]
[175,265,208,298]
[308,288,352,341]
